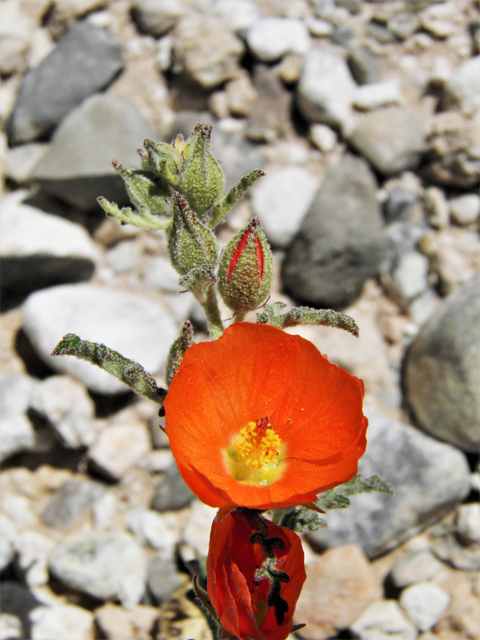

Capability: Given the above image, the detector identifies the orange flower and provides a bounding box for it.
[164,322,367,510]
[206,508,306,640]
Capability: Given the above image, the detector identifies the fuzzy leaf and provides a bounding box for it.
[316,474,393,511]
[256,303,359,337]
[274,507,328,533]
[210,169,265,227]
[97,196,172,231]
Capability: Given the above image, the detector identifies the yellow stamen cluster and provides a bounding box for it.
[233,420,281,469]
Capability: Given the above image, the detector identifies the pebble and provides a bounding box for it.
[399,582,450,632]
[94,602,159,640]
[5,143,49,183]
[29,94,156,209]
[130,0,185,37]
[0,612,23,639]
[0,515,16,573]
[449,193,480,226]
[0,375,38,463]
[353,79,402,111]
[142,255,182,293]
[0,191,98,294]
[147,550,186,604]
[424,185,450,229]
[283,153,384,309]
[29,604,93,640]
[41,480,106,530]
[151,463,195,512]
[126,508,182,551]
[246,18,311,62]
[444,55,480,114]
[455,503,480,545]
[310,123,337,152]
[16,530,56,586]
[48,531,147,608]
[182,500,217,557]
[347,45,381,85]
[307,407,470,558]
[21,283,177,395]
[388,550,444,589]
[0,1,33,76]
[384,250,430,308]
[294,545,377,639]
[405,274,480,453]
[88,423,151,481]
[251,166,318,248]
[349,107,425,176]
[8,21,123,144]
[213,0,260,37]
[297,47,357,135]
[245,65,292,142]
[105,240,141,275]
[350,600,417,640]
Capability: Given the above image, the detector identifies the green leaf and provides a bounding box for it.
[97,197,172,231]
[256,303,359,338]
[165,321,194,386]
[51,334,167,405]
[210,168,265,228]
[316,474,393,511]
[273,507,328,533]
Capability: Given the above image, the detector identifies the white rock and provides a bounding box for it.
[17,530,56,587]
[350,600,418,640]
[0,515,16,572]
[88,423,151,480]
[310,123,337,152]
[390,251,430,303]
[182,500,218,556]
[126,508,182,551]
[449,194,480,226]
[142,255,182,292]
[21,284,177,395]
[353,79,402,111]
[297,47,357,135]
[30,604,93,640]
[246,18,311,63]
[0,375,38,462]
[252,166,318,248]
[105,241,141,274]
[0,613,22,640]
[399,582,450,632]
[455,503,480,544]
[214,0,260,36]
[446,55,480,114]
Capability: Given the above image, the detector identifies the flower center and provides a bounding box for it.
[226,417,285,486]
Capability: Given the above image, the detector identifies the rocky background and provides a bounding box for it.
[1,0,479,638]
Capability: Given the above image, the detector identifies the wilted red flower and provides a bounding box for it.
[165,322,367,510]
[206,508,306,640]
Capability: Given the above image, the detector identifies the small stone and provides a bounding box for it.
[151,463,195,512]
[16,530,56,587]
[94,602,159,640]
[142,256,181,293]
[48,531,147,608]
[5,143,49,184]
[424,186,449,229]
[225,70,257,117]
[445,55,480,114]
[306,18,333,37]
[353,79,402,111]
[246,65,292,142]
[350,600,417,640]
[0,375,38,463]
[131,0,185,37]
[213,0,260,37]
[400,582,450,632]
[347,45,381,85]
[246,18,311,63]
[0,515,16,573]
[126,508,181,551]
[420,1,457,39]
[105,241,141,275]
[294,545,377,639]
[252,166,318,248]
[88,423,151,481]
[449,194,480,226]
[0,1,33,75]
[389,550,444,589]
[455,503,480,545]
[310,123,337,152]
[385,251,430,307]
[42,480,106,530]
[389,13,421,40]
[0,612,22,640]
[8,21,123,144]
[29,604,93,640]
[182,500,218,556]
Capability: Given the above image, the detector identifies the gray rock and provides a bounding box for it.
[48,532,147,608]
[282,154,384,309]
[88,423,151,480]
[382,250,430,308]
[246,18,311,62]
[5,143,50,184]
[147,552,185,604]
[445,56,480,113]
[21,283,176,395]
[142,256,182,293]
[252,166,318,248]
[0,375,38,463]
[431,536,480,570]
[404,274,480,452]
[213,0,260,37]
[105,240,141,275]
[347,45,381,85]
[383,184,420,224]
[126,508,181,551]
[349,107,426,176]
[306,408,470,559]
[29,604,94,640]
[131,0,185,37]
[388,12,421,40]
[0,192,98,294]
[399,583,450,632]
[8,21,123,144]
[42,480,106,529]
[0,582,41,640]
[245,65,292,143]
[350,600,417,640]
[152,463,195,512]
[173,15,244,88]
[30,94,156,209]
[449,193,480,226]
[366,20,396,44]
[30,375,98,448]
[297,47,357,135]
[388,550,444,589]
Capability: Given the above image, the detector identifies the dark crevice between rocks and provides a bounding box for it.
[14,328,55,378]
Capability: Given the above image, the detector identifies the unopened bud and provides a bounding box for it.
[218,217,273,314]
[168,192,219,276]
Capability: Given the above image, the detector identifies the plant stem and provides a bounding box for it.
[203,287,224,340]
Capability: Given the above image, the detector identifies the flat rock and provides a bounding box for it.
[88,423,151,480]
[306,407,470,559]
[131,0,185,37]
[294,545,377,639]
[349,107,425,176]
[297,47,357,135]
[151,462,195,512]
[444,55,480,114]
[350,600,417,640]
[252,166,318,248]
[245,65,292,142]
[213,0,260,37]
[399,582,450,632]
[282,154,384,309]
[29,94,156,209]
[48,531,147,608]
[29,603,93,640]
[21,283,177,395]
[0,191,97,294]
[404,274,480,452]
[147,552,186,604]
[95,602,159,640]
[8,21,123,144]
[0,375,38,463]
[246,18,310,62]
[388,550,444,589]
[126,508,182,551]
[42,480,106,530]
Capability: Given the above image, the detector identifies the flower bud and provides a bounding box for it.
[218,217,273,314]
[168,192,219,276]
[179,123,225,218]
